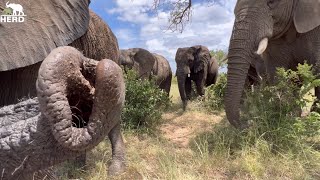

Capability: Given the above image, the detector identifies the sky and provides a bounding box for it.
[89,0,237,72]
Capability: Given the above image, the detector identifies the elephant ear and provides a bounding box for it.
[294,1,320,33]
[0,0,90,71]
[133,48,155,78]
[193,46,209,73]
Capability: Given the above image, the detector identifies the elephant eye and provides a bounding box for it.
[267,0,279,9]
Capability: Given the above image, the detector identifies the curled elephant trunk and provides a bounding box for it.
[37,46,125,151]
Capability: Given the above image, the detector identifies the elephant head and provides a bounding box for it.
[225,0,320,128]
[0,46,125,179]
[120,48,156,79]
[175,45,210,109]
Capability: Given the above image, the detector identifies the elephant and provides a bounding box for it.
[0,0,120,107]
[120,48,172,94]
[152,53,173,94]
[225,0,320,129]
[175,45,219,110]
[246,56,266,88]
[0,46,126,179]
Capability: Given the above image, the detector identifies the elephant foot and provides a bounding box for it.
[182,101,187,111]
[108,159,126,176]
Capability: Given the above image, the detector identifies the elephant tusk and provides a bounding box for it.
[256,38,268,55]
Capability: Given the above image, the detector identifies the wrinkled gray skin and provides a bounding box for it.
[175,45,219,110]
[225,0,320,129]
[0,0,120,107]
[0,46,126,179]
[120,48,172,94]
[152,53,172,94]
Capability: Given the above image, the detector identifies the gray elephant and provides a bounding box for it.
[152,53,173,94]
[0,0,120,107]
[120,48,172,94]
[175,45,219,110]
[0,46,126,179]
[225,0,320,129]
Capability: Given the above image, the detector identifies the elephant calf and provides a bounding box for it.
[175,45,219,110]
[0,46,126,179]
[120,48,172,94]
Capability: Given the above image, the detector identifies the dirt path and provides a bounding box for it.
[160,104,224,148]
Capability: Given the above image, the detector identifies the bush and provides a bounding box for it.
[241,63,320,151]
[205,73,227,111]
[192,64,320,178]
[121,70,171,132]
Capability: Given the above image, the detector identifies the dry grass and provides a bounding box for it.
[56,77,320,180]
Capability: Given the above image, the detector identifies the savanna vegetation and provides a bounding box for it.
[57,63,320,179]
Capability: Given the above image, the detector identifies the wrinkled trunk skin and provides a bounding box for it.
[224,3,273,129]
[0,46,125,179]
[177,71,188,110]
[225,54,250,128]
[225,24,253,128]
[0,10,119,108]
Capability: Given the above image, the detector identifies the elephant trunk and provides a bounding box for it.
[37,46,124,151]
[225,7,273,128]
[224,53,250,129]
[177,69,188,110]
[225,29,254,128]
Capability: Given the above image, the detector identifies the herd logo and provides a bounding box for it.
[1,1,26,23]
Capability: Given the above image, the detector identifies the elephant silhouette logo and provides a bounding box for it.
[5,1,24,15]
[0,1,26,22]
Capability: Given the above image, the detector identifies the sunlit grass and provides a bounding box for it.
[56,76,320,180]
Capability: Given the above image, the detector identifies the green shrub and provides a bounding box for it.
[241,63,320,151]
[205,73,227,111]
[121,70,171,132]
[192,63,320,178]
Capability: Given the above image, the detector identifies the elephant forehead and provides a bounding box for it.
[176,48,190,58]
[0,0,90,71]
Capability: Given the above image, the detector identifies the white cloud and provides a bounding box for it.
[109,0,237,71]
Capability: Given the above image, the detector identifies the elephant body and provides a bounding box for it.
[152,53,173,94]
[0,3,119,107]
[0,46,126,179]
[225,0,320,128]
[120,48,172,94]
[175,45,219,110]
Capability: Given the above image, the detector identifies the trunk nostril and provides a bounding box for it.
[66,72,95,128]
[67,92,93,128]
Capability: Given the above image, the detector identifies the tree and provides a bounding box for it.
[210,49,227,67]
[152,0,222,32]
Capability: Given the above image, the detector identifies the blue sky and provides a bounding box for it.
[89,0,237,72]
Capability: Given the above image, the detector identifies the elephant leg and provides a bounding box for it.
[185,78,192,100]
[108,122,126,176]
[311,86,320,112]
[164,73,172,95]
